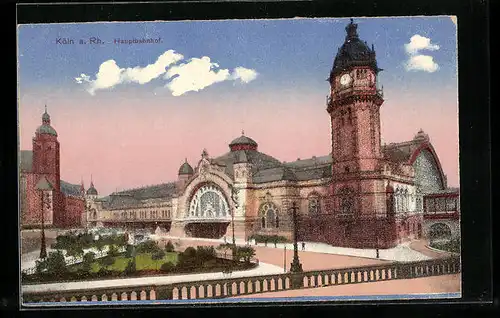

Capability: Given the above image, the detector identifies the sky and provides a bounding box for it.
[17,16,459,196]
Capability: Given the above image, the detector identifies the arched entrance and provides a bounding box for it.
[184,183,231,239]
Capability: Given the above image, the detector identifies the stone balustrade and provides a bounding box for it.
[23,256,460,304]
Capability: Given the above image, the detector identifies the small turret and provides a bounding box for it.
[86,175,98,199]
[177,158,194,190]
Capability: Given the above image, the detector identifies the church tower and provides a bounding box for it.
[32,105,61,191]
[327,19,385,219]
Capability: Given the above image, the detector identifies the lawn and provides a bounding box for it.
[83,252,178,272]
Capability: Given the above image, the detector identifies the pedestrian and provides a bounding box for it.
[224,236,227,243]
[274,241,277,248]
[265,239,268,247]
[301,242,305,251]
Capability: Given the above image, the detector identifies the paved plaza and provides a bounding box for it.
[22,232,457,297]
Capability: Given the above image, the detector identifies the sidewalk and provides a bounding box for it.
[409,240,455,259]
[22,261,283,294]
[153,235,432,262]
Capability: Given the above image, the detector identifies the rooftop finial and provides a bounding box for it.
[345,18,359,40]
[44,104,47,113]
[185,157,188,163]
[241,129,245,136]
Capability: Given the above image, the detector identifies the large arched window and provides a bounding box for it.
[259,202,280,229]
[308,194,321,215]
[188,183,230,218]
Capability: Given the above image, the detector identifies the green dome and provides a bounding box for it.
[42,112,50,122]
[178,161,194,175]
[36,124,58,136]
[86,186,98,195]
[229,135,258,147]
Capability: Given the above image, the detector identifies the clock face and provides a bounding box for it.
[340,74,352,86]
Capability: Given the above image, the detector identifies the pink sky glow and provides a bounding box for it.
[19,87,459,196]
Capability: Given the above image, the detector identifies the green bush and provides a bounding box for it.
[196,246,216,262]
[159,262,176,273]
[107,245,120,258]
[99,256,115,269]
[165,240,175,252]
[44,251,68,275]
[81,252,96,272]
[136,240,161,254]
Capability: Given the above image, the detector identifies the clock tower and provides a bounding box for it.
[327,19,385,218]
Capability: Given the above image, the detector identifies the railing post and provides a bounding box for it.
[290,273,303,289]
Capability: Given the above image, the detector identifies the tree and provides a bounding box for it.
[216,243,232,259]
[151,250,166,270]
[81,251,96,272]
[164,240,175,253]
[136,240,160,254]
[44,251,67,276]
[237,246,256,264]
[124,259,136,275]
[196,246,216,263]
[107,245,120,258]
[125,245,135,258]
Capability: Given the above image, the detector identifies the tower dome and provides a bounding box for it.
[229,131,258,151]
[36,105,58,137]
[178,159,194,175]
[329,19,380,81]
[86,177,98,196]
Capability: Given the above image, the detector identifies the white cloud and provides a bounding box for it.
[405,54,439,73]
[76,50,258,96]
[122,50,184,84]
[164,57,230,96]
[75,50,184,95]
[232,67,258,83]
[164,57,258,96]
[403,35,440,73]
[404,35,440,55]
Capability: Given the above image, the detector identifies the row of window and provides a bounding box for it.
[424,196,458,213]
[116,209,172,220]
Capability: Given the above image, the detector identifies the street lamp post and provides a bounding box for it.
[229,184,239,247]
[289,202,303,273]
[35,176,53,259]
[39,193,47,259]
[284,245,287,273]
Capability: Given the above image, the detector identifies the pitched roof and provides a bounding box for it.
[382,139,425,164]
[284,154,332,169]
[213,150,283,177]
[103,182,178,209]
[253,167,297,183]
[60,180,82,196]
[19,150,33,172]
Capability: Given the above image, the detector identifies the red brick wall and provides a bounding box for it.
[58,196,85,228]
[298,215,400,249]
[23,173,54,226]
[32,134,60,191]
